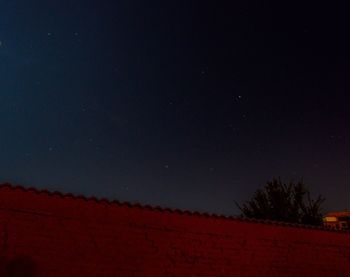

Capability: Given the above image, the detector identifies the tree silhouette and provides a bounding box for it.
[235,178,325,226]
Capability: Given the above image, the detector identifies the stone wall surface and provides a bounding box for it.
[0,184,349,276]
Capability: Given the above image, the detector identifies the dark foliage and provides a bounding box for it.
[235,178,325,226]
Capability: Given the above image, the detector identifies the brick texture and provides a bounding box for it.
[0,183,349,276]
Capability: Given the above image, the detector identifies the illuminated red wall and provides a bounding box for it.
[0,184,349,276]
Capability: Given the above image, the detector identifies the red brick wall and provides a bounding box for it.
[0,184,349,276]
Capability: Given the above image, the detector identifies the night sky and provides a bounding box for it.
[1,1,350,215]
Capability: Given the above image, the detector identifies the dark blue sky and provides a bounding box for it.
[1,1,350,215]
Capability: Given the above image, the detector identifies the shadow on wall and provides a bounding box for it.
[0,255,37,277]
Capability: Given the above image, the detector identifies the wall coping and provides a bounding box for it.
[0,182,348,234]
